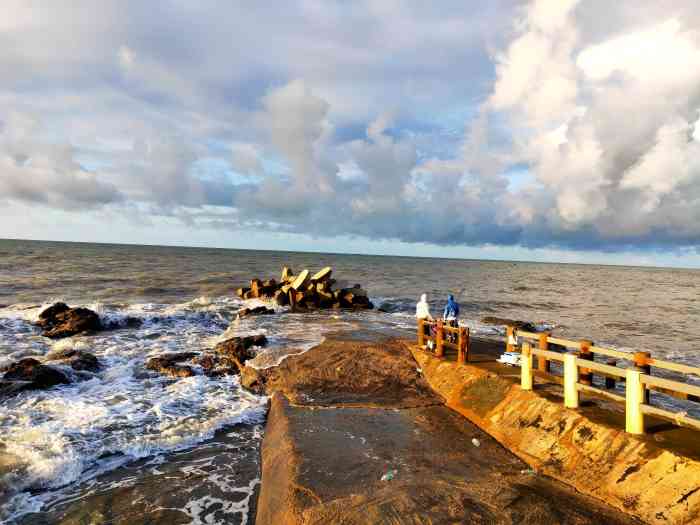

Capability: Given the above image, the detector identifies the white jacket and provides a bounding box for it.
[415,294,432,320]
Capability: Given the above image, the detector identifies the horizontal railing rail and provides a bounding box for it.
[417,319,470,364]
[518,331,700,435]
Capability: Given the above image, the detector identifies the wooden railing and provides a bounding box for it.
[417,319,470,364]
[513,328,700,434]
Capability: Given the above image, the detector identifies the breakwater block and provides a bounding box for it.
[235,266,373,310]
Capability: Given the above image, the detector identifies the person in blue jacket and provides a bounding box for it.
[443,294,460,342]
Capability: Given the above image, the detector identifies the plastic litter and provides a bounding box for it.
[520,468,536,475]
[416,368,423,374]
[381,469,398,481]
[471,438,481,447]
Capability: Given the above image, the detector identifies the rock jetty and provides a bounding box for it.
[236,266,373,310]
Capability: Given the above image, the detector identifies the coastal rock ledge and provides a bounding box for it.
[248,335,635,525]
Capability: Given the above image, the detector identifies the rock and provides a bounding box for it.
[45,348,101,372]
[214,335,267,364]
[274,290,289,306]
[290,270,310,291]
[310,266,332,283]
[3,358,71,389]
[193,354,240,377]
[236,287,251,299]
[237,306,275,318]
[146,352,198,378]
[281,267,294,282]
[36,302,70,326]
[36,303,102,338]
[481,317,538,332]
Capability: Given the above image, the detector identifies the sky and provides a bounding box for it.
[3,1,700,268]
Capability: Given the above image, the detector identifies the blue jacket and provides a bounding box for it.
[443,295,459,319]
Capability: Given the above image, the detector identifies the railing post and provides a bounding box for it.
[579,340,594,386]
[605,359,617,389]
[564,353,579,408]
[625,368,645,434]
[521,342,533,391]
[417,319,425,347]
[435,320,444,357]
[457,327,468,365]
[538,332,551,373]
[633,351,652,403]
[506,326,515,353]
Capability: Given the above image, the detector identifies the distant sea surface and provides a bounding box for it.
[1,239,699,524]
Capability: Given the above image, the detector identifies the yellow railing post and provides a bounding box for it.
[506,326,515,353]
[564,353,579,408]
[625,369,645,434]
[417,319,425,347]
[435,320,444,357]
[538,332,551,373]
[457,327,467,365]
[579,339,594,385]
[634,351,652,403]
[521,342,533,391]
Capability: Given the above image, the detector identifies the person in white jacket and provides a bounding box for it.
[415,293,433,321]
[416,294,434,348]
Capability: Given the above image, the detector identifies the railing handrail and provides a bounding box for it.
[521,340,700,434]
[515,329,700,377]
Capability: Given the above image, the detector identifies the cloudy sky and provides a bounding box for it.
[3,0,700,267]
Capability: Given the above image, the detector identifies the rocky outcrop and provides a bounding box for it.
[481,316,538,332]
[236,266,373,310]
[146,352,197,378]
[1,357,70,397]
[45,348,101,372]
[36,302,102,338]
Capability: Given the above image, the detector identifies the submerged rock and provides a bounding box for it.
[2,357,71,392]
[481,316,538,333]
[237,306,275,319]
[46,348,101,372]
[36,303,102,338]
[146,352,197,378]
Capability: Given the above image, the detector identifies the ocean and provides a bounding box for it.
[1,238,699,524]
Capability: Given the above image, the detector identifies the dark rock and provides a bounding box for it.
[146,352,198,378]
[237,306,275,318]
[213,335,267,371]
[45,348,101,372]
[193,354,240,377]
[3,358,71,389]
[274,290,289,306]
[481,317,538,333]
[37,303,102,338]
[36,302,70,327]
